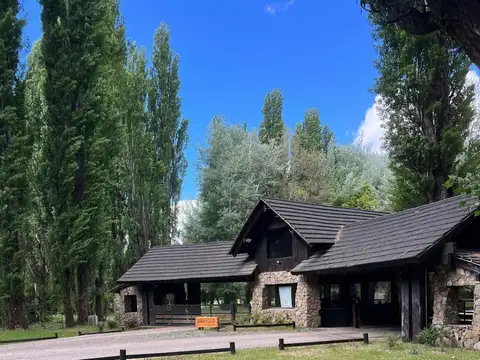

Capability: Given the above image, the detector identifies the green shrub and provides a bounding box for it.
[417,326,443,346]
[98,322,105,333]
[385,334,401,349]
[249,312,274,325]
[273,312,289,324]
[123,317,139,330]
[408,344,419,355]
[106,318,118,329]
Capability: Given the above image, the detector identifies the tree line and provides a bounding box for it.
[0,1,187,329]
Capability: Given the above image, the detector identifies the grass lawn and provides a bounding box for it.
[159,341,479,360]
[0,324,101,342]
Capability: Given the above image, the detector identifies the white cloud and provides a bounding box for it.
[264,0,295,15]
[355,95,386,153]
[466,69,480,138]
[175,199,197,244]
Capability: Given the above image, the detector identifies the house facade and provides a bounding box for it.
[115,195,480,348]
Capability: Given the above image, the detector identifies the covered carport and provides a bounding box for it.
[115,242,256,326]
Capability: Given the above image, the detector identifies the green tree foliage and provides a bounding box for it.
[0,0,28,329]
[259,89,285,145]
[372,19,476,210]
[40,0,125,326]
[342,184,378,210]
[121,42,153,267]
[294,108,334,153]
[287,108,336,204]
[182,117,286,244]
[327,144,392,210]
[147,23,188,245]
[286,136,333,204]
[23,41,52,323]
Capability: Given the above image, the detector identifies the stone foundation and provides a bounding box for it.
[114,286,144,326]
[251,271,320,327]
[431,266,480,350]
[442,325,480,349]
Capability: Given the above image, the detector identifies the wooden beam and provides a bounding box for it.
[442,242,456,266]
[411,279,423,339]
[454,258,480,275]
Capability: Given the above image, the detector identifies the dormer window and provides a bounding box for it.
[267,227,293,259]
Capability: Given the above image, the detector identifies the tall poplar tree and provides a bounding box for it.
[122,42,152,267]
[372,19,476,210]
[0,0,28,329]
[24,41,52,323]
[259,89,285,145]
[41,0,124,326]
[294,108,334,153]
[147,23,188,245]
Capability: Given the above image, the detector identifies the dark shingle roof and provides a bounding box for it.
[118,242,256,283]
[262,198,387,244]
[292,195,478,274]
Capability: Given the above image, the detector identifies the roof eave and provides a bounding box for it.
[291,257,420,276]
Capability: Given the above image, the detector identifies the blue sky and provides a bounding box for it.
[21,0,479,201]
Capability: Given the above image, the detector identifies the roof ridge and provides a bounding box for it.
[261,197,388,215]
[150,241,234,249]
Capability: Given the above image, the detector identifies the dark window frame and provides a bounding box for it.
[266,284,296,308]
[371,281,392,305]
[266,227,293,259]
[124,295,138,313]
[320,283,343,309]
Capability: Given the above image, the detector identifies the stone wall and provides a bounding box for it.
[251,271,320,327]
[442,325,480,349]
[431,265,480,350]
[114,286,144,326]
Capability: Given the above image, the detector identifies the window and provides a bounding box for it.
[320,284,343,308]
[267,284,296,308]
[124,295,138,313]
[372,282,392,304]
[267,228,293,259]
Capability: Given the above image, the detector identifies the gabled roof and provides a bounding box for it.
[262,198,387,244]
[118,242,257,284]
[230,198,386,255]
[292,195,479,274]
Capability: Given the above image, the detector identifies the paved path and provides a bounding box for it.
[0,327,397,360]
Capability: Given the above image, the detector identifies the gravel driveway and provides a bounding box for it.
[0,326,397,360]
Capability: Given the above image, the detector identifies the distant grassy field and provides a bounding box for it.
[157,341,479,360]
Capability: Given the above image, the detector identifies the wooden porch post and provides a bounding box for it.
[401,274,425,341]
[400,279,411,341]
[148,289,155,326]
[411,278,424,339]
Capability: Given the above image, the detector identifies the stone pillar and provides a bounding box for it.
[250,271,320,327]
[113,286,144,327]
[432,269,448,326]
[474,284,480,334]
[302,274,321,328]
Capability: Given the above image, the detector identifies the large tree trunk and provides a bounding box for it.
[95,265,105,321]
[77,263,89,324]
[7,294,26,330]
[429,0,480,68]
[64,267,75,328]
